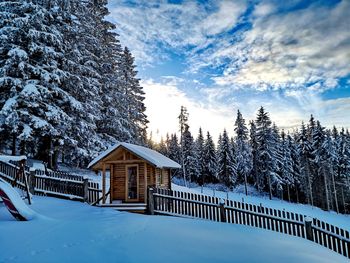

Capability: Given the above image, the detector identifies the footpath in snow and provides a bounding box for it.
[0,196,348,263]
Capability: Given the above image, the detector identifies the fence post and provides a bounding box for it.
[305,217,314,241]
[148,187,154,215]
[28,169,36,195]
[219,200,226,223]
[83,179,89,203]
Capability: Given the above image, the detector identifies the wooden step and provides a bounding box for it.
[97,203,147,208]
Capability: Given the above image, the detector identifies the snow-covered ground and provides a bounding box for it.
[0,196,348,263]
[172,183,350,230]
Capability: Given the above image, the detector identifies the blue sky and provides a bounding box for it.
[107,0,350,141]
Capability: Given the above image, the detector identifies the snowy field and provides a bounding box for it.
[0,196,348,263]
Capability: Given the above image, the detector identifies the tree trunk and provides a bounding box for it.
[305,160,314,206]
[341,187,346,213]
[268,173,272,200]
[296,187,299,203]
[48,136,53,169]
[11,133,16,155]
[19,140,26,155]
[330,167,339,213]
[53,150,59,170]
[244,173,248,196]
[287,184,291,202]
[322,166,330,211]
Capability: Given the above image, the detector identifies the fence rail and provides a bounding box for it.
[0,160,101,204]
[149,187,350,259]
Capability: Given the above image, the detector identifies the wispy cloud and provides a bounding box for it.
[108,0,350,137]
[108,0,247,65]
[210,0,350,91]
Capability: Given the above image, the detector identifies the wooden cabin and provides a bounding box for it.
[88,142,181,205]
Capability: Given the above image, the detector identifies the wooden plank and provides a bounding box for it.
[102,162,106,204]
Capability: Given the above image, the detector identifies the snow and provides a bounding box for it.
[88,142,181,169]
[1,96,18,112]
[0,179,36,220]
[20,84,40,96]
[172,183,350,230]
[0,196,347,263]
[8,47,28,59]
[0,155,27,163]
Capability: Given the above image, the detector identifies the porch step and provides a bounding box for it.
[96,203,147,213]
[98,203,147,208]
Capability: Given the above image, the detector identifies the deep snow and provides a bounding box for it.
[0,196,348,263]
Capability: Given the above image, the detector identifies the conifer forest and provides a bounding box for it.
[0,1,349,215]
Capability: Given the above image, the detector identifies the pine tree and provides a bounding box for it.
[234,110,252,195]
[297,122,314,206]
[312,121,330,211]
[203,131,217,184]
[195,128,205,185]
[255,107,280,199]
[280,130,294,202]
[217,130,236,188]
[157,137,168,156]
[168,134,181,166]
[289,133,302,203]
[249,120,258,186]
[182,125,199,183]
[119,47,148,144]
[178,106,189,186]
[0,1,73,167]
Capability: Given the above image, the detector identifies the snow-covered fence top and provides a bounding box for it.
[0,159,101,205]
[149,187,350,259]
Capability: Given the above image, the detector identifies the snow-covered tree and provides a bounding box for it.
[203,131,217,184]
[255,107,281,199]
[297,122,314,206]
[280,130,294,202]
[194,128,205,185]
[234,110,252,195]
[119,47,148,144]
[217,129,236,188]
[0,1,74,167]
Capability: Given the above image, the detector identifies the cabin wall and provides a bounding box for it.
[154,168,171,189]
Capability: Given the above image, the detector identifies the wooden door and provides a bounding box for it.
[125,164,139,202]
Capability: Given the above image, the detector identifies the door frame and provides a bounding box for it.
[125,164,139,202]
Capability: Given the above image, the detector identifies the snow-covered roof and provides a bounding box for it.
[87,142,181,169]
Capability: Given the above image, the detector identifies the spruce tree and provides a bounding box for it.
[195,128,205,185]
[203,131,217,184]
[0,1,72,167]
[234,110,252,195]
[297,122,314,205]
[217,130,236,188]
[255,107,280,199]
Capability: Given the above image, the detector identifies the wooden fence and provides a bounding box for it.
[0,160,101,204]
[149,187,350,259]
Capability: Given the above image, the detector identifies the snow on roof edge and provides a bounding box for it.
[87,142,181,169]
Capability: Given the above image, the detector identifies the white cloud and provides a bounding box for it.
[211,0,350,91]
[108,0,247,65]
